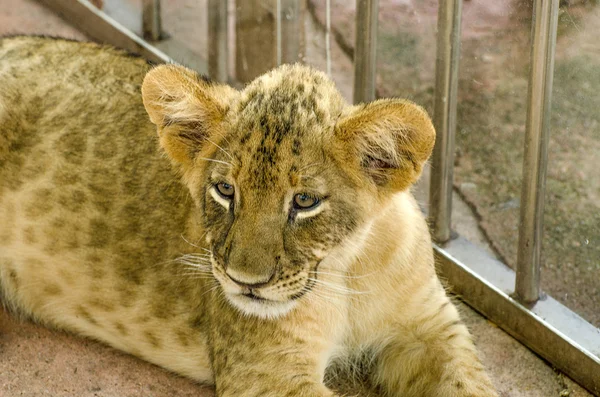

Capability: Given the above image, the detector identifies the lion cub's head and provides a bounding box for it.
[142,64,435,319]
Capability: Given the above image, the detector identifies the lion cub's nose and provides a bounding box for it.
[226,270,274,289]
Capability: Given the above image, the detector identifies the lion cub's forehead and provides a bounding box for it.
[231,65,345,133]
[224,65,346,189]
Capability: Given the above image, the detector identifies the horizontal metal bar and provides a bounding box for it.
[353,0,378,104]
[142,0,162,41]
[428,0,463,244]
[435,236,600,396]
[38,0,171,64]
[515,0,559,304]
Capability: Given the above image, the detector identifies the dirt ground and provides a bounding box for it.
[309,0,600,328]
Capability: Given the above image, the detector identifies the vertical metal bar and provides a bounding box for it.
[428,0,463,244]
[208,0,229,82]
[276,0,305,65]
[276,0,283,65]
[142,0,162,41]
[515,0,559,304]
[325,0,332,76]
[235,0,276,82]
[353,0,379,104]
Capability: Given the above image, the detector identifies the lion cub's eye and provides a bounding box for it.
[216,182,235,199]
[293,193,319,210]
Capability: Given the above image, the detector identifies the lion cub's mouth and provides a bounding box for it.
[226,292,298,319]
[242,291,266,301]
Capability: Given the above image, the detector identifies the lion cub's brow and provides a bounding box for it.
[221,71,341,189]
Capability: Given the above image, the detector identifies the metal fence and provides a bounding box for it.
[39,0,600,395]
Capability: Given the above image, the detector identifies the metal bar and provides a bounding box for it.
[428,0,463,244]
[208,0,229,82]
[276,0,305,65]
[235,0,276,82]
[325,0,332,76]
[39,0,171,64]
[353,0,378,104]
[435,236,600,396]
[142,0,162,41]
[276,0,283,65]
[515,0,559,304]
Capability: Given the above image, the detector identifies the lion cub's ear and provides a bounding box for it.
[335,99,435,192]
[141,64,237,169]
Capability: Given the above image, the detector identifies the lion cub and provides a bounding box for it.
[0,36,497,396]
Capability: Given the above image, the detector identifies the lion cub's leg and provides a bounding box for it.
[207,294,344,397]
[372,281,498,397]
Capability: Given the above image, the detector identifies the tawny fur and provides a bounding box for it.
[0,36,498,397]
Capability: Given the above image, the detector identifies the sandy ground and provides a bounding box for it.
[0,0,595,396]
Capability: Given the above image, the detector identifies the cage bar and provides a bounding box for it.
[235,0,276,82]
[142,0,162,41]
[515,0,559,304]
[276,0,305,65]
[353,0,378,104]
[428,0,463,244]
[208,0,229,82]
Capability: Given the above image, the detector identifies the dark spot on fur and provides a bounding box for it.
[5,261,19,288]
[43,283,63,297]
[118,284,138,308]
[55,130,86,165]
[93,133,119,159]
[24,188,53,219]
[175,330,191,347]
[76,305,98,325]
[89,266,106,280]
[58,189,87,213]
[23,227,36,244]
[88,218,111,248]
[114,322,128,336]
[189,315,207,330]
[292,138,302,156]
[240,132,252,145]
[52,168,80,185]
[144,330,161,348]
[88,297,116,312]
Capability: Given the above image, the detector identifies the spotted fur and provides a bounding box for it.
[0,36,498,396]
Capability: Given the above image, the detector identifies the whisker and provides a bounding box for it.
[205,137,234,160]
[175,258,211,267]
[307,278,369,296]
[314,270,376,280]
[197,157,232,167]
[176,253,212,261]
[180,234,207,250]
[179,266,212,274]
[298,162,323,173]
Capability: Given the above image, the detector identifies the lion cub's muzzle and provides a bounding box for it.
[211,252,279,297]
[226,271,275,301]
[210,254,308,318]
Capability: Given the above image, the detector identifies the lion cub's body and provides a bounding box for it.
[0,36,497,396]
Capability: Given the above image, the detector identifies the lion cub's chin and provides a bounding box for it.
[226,293,298,320]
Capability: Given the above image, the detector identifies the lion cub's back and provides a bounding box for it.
[0,37,190,325]
[0,36,154,194]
